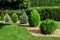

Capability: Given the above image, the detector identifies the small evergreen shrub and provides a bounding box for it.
[40,20,57,34]
[20,10,28,24]
[26,9,40,27]
[12,13,18,23]
[0,13,4,20]
[5,14,11,22]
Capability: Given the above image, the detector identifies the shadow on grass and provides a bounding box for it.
[18,24,30,27]
[0,22,11,29]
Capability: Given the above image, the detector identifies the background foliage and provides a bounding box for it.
[0,0,30,9]
[30,7,60,21]
[30,0,60,7]
[0,0,60,9]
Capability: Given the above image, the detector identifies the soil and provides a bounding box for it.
[20,24,60,37]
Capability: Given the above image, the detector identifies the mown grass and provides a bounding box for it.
[56,21,60,29]
[30,6,60,9]
[0,23,60,40]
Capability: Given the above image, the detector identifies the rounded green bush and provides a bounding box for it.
[26,9,40,27]
[40,20,57,34]
[12,13,18,23]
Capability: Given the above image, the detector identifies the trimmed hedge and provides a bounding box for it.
[40,20,57,34]
[30,0,60,7]
[26,9,40,27]
[33,7,60,21]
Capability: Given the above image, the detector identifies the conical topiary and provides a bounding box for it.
[20,10,28,24]
[5,14,11,22]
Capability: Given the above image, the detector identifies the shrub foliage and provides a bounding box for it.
[35,7,60,21]
[30,0,60,7]
[26,9,40,27]
[0,0,30,9]
[12,13,18,23]
[5,14,10,22]
[40,20,57,34]
[0,13,4,20]
[20,10,28,24]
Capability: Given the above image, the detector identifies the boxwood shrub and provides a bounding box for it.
[11,13,18,23]
[40,19,57,34]
[26,9,40,27]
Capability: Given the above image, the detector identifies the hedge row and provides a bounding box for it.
[30,0,60,7]
[31,7,60,21]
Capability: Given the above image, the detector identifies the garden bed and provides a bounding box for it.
[21,24,60,37]
[27,27,60,37]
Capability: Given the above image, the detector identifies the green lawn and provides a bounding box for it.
[56,21,60,29]
[30,6,60,9]
[0,24,60,40]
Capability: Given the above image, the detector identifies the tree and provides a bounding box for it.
[0,0,30,9]
[19,0,30,9]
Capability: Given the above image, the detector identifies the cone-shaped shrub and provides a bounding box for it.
[40,19,57,34]
[20,10,28,24]
[5,14,11,22]
[12,13,18,23]
[26,9,40,27]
